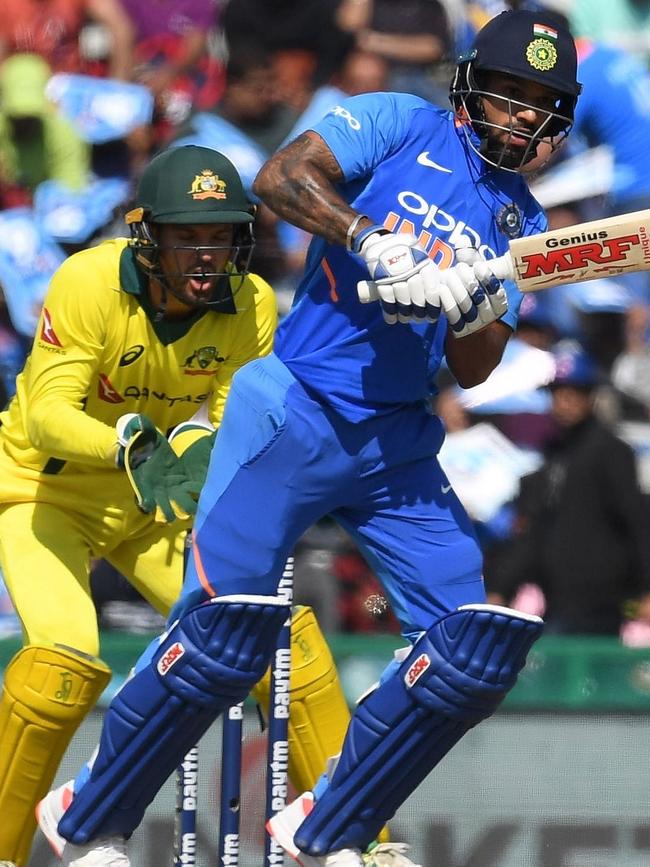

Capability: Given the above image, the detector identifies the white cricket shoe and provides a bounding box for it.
[362,842,422,866]
[37,780,129,866]
[266,791,364,866]
[36,779,75,857]
[61,837,129,867]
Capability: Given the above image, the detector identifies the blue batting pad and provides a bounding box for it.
[295,604,543,855]
[59,595,289,842]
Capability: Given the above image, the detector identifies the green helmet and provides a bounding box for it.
[126,145,255,309]
[133,145,255,224]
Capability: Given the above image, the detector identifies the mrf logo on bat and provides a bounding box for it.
[515,222,650,287]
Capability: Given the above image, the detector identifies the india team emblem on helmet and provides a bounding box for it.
[188,170,227,201]
[525,37,557,72]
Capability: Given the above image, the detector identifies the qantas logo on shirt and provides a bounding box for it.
[99,375,210,406]
[39,308,62,347]
[98,374,124,404]
[123,387,209,407]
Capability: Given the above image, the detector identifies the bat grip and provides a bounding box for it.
[479,252,515,283]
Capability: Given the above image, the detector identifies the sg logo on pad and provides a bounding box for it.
[404,653,431,688]
[158,641,186,675]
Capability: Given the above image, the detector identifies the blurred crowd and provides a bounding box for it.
[2,0,650,641]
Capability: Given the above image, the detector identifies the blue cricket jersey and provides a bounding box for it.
[274,92,547,421]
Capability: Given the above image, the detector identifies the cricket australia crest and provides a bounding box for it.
[188,170,227,200]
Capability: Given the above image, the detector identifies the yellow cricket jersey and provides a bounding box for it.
[0,238,277,482]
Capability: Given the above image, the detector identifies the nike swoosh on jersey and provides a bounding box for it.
[417,152,453,172]
[441,483,452,494]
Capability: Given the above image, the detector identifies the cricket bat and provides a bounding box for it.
[489,208,650,292]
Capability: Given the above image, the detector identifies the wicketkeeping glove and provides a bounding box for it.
[175,431,216,498]
[436,245,509,339]
[355,226,443,325]
[115,413,197,523]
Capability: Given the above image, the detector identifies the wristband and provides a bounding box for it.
[350,223,390,255]
[345,213,370,251]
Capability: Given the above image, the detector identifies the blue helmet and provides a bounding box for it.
[450,9,581,170]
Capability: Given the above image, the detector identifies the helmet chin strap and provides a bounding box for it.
[149,273,172,321]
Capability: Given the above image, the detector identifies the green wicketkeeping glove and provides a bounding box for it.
[115,413,197,523]
[176,431,217,497]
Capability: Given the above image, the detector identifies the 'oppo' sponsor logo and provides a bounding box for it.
[396,191,497,258]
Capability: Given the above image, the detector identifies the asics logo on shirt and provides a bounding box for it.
[119,345,145,366]
[416,152,452,173]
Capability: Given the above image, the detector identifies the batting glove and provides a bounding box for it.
[437,246,509,339]
[355,227,442,325]
[116,413,197,523]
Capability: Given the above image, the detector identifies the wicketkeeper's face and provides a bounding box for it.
[156,223,236,306]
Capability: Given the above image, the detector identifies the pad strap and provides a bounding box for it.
[295,605,543,855]
[59,595,289,843]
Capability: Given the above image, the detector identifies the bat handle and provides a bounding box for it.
[478,252,515,283]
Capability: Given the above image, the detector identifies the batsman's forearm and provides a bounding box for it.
[253,133,365,246]
[445,320,510,388]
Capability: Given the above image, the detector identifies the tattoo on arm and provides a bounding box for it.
[253,132,364,245]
